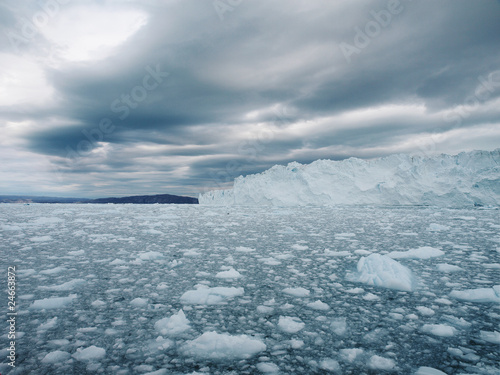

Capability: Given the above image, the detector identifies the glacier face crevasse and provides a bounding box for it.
[199,149,500,206]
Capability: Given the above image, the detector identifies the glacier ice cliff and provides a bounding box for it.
[199,149,500,207]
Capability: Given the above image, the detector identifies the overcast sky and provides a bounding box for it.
[1,0,499,198]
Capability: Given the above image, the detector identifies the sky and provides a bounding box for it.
[1,0,499,198]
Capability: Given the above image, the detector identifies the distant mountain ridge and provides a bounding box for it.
[199,149,500,207]
[85,194,198,204]
[0,193,198,204]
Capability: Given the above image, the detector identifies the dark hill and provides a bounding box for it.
[85,194,198,204]
[0,194,198,204]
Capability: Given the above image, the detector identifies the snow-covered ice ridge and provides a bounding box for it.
[1,204,499,374]
[199,149,500,206]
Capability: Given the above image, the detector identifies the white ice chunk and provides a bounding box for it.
[72,346,106,361]
[138,251,164,260]
[41,350,71,363]
[363,293,380,301]
[436,263,463,273]
[318,358,341,372]
[307,300,330,310]
[283,287,310,297]
[68,250,85,256]
[110,259,126,265]
[415,367,447,375]
[154,309,191,336]
[291,244,309,250]
[38,317,58,332]
[39,279,86,291]
[30,295,77,310]
[180,286,244,305]
[30,235,53,242]
[181,331,266,360]
[39,266,66,275]
[428,223,450,231]
[348,254,416,292]
[278,316,305,333]
[257,305,274,314]
[130,298,148,307]
[235,246,256,252]
[450,285,500,303]
[215,268,242,279]
[331,318,347,336]
[388,246,444,259]
[480,330,500,344]
[416,306,435,316]
[91,300,106,308]
[143,370,168,375]
[367,355,396,370]
[422,324,457,337]
[340,348,363,362]
[324,250,351,257]
[256,362,280,373]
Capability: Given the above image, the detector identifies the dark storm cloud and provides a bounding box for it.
[1,0,500,197]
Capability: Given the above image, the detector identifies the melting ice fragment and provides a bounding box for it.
[449,285,500,303]
[181,331,266,360]
[347,254,416,292]
[154,309,190,336]
[180,286,244,305]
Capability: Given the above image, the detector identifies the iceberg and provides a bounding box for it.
[199,149,500,206]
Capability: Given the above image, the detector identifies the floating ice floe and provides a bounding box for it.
[39,266,66,275]
[347,254,416,292]
[428,223,450,231]
[306,300,330,310]
[256,362,280,373]
[30,295,77,310]
[388,246,444,259]
[154,309,190,336]
[422,324,457,337]
[331,318,347,336]
[415,367,447,375]
[324,249,351,257]
[180,286,244,305]
[278,316,305,333]
[181,331,266,360]
[130,297,148,307]
[283,287,310,297]
[30,235,53,242]
[215,268,242,279]
[138,251,164,260]
[39,278,86,291]
[449,285,500,303]
[340,348,363,362]
[41,350,71,363]
[72,346,106,361]
[436,263,463,273]
[480,330,500,344]
[318,358,341,372]
[235,246,255,252]
[37,317,58,333]
[367,355,396,371]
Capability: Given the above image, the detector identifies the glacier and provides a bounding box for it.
[199,149,500,206]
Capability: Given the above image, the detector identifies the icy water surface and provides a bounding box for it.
[0,204,499,374]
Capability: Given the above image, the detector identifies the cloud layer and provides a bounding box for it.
[1,0,500,197]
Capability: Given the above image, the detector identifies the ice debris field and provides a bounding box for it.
[0,204,499,374]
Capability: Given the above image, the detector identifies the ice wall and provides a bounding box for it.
[199,149,500,206]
